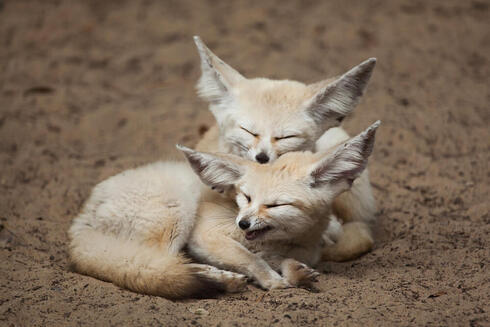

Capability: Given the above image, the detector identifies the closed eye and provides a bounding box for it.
[240,126,258,137]
[243,193,251,203]
[265,203,293,208]
[274,135,297,141]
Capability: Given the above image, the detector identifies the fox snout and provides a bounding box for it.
[238,219,251,230]
[250,139,275,164]
[237,213,252,230]
[236,214,273,241]
[255,152,269,164]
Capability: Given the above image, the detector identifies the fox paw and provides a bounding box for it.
[281,259,320,287]
[221,271,248,293]
[191,264,248,293]
[268,278,292,290]
[259,273,291,290]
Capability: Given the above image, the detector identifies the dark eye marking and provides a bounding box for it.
[240,126,258,137]
[265,203,293,208]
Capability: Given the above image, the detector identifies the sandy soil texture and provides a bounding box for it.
[1,0,489,326]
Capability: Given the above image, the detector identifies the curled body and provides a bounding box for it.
[69,123,380,297]
[68,162,235,298]
[183,122,380,289]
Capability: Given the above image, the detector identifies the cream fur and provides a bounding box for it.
[68,36,381,297]
[185,122,380,289]
[316,127,377,261]
[69,123,379,296]
[194,36,378,261]
[69,161,247,298]
[194,36,376,164]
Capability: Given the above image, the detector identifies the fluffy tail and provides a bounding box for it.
[322,221,374,262]
[69,229,224,299]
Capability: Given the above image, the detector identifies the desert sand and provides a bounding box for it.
[0,0,488,326]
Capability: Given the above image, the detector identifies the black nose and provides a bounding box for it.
[238,220,251,230]
[255,152,269,164]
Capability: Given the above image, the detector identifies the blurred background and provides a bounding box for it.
[1,1,488,326]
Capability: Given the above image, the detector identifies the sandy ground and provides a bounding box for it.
[1,0,489,326]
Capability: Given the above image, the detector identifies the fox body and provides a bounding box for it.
[193,36,377,261]
[69,122,379,297]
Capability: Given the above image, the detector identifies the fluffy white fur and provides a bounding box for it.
[69,162,249,298]
[69,123,380,297]
[185,122,380,289]
[194,36,378,261]
[70,162,201,253]
[194,36,376,164]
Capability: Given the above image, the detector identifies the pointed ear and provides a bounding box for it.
[194,36,245,103]
[310,121,380,190]
[177,145,244,189]
[304,58,376,127]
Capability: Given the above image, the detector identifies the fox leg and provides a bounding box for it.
[188,235,290,290]
[188,263,248,293]
[322,219,374,262]
[321,169,377,262]
[281,259,320,287]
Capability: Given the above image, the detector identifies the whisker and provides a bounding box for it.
[230,140,249,152]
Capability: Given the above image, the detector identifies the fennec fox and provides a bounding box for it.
[193,36,377,261]
[69,122,379,297]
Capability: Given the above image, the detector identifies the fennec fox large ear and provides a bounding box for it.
[177,145,244,189]
[194,36,245,103]
[310,120,380,191]
[304,58,376,128]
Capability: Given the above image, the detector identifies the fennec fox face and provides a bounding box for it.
[194,36,376,164]
[180,121,380,242]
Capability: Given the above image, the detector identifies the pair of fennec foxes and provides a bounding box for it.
[69,36,381,298]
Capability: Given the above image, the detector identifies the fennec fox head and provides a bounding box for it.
[194,36,376,164]
[179,121,380,242]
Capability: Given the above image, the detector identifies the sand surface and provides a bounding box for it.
[1,0,489,326]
